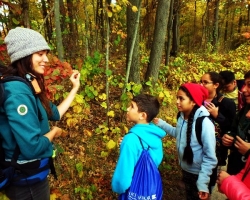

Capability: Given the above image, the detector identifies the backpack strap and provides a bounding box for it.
[195,116,206,147]
[218,95,224,103]
[0,76,33,106]
[136,135,150,150]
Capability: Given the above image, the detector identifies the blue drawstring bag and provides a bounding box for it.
[119,136,163,200]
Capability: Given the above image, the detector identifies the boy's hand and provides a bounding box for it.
[153,118,159,124]
[234,136,250,155]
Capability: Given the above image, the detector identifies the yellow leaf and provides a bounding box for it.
[159,91,164,99]
[65,112,72,118]
[132,6,138,12]
[101,102,107,109]
[124,126,129,133]
[66,118,78,127]
[106,140,116,150]
[115,103,121,109]
[84,129,92,137]
[50,193,57,200]
[99,93,107,100]
[107,110,115,117]
[78,170,84,178]
[73,105,82,113]
[101,151,108,157]
[75,94,84,104]
[118,83,124,88]
[107,10,113,17]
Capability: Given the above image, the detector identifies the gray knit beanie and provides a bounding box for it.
[4,27,50,63]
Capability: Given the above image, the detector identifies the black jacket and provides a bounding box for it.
[211,93,236,134]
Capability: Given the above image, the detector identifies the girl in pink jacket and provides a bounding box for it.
[217,146,250,200]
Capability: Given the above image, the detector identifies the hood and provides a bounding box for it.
[129,122,166,149]
[194,105,210,119]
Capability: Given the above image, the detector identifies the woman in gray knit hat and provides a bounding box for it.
[0,27,80,200]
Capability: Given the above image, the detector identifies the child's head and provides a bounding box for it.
[242,70,250,104]
[177,83,208,113]
[219,70,236,93]
[201,72,222,94]
[127,94,160,123]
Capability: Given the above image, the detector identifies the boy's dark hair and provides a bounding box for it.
[244,70,250,80]
[219,70,235,85]
[132,94,160,122]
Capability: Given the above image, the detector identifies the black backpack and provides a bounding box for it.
[177,112,211,146]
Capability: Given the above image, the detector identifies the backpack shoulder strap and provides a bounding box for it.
[136,135,149,150]
[195,116,206,146]
[0,76,32,106]
[218,95,224,103]
[177,111,180,120]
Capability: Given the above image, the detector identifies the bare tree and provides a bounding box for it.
[20,0,30,28]
[126,0,141,84]
[145,0,171,84]
[54,0,64,61]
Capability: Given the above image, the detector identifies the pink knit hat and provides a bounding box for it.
[182,83,208,106]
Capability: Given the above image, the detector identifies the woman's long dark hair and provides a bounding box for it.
[0,55,52,117]
[179,86,199,165]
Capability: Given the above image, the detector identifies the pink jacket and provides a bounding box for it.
[219,156,250,200]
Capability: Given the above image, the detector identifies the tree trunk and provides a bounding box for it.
[67,0,78,59]
[126,0,141,84]
[54,0,64,61]
[212,0,220,51]
[41,0,52,42]
[171,0,179,57]
[145,0,171,84]
[165,0,174,66]
[20,0,30,28]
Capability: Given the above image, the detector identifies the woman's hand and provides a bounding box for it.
[205,102,218,118]
[222,134,234,147]
[52,126,62,138]
[44,126,62,141]
[198,191,209,199]
[70,70,80,89]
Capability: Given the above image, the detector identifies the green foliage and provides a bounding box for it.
[74,185,97,200]
[46,43,250,199]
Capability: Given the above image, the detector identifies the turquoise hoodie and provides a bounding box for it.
[0,80,60,161]
[157,106,217,193]
[111,123,166,194]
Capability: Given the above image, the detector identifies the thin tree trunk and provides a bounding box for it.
[20,0,30,28]
[54,0,64,61]
[126,0,141,84]
[165,0,174,66]
[212,0,220,51]
[171,0,179,57]
[145,0,171,84]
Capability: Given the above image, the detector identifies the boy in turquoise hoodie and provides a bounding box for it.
[111,94,166,196]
